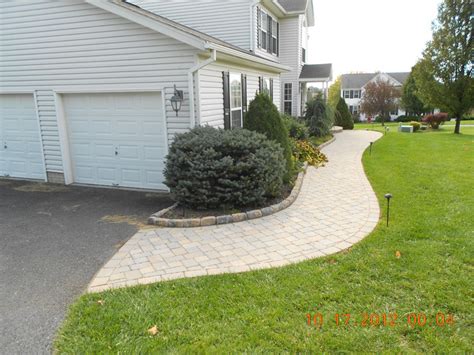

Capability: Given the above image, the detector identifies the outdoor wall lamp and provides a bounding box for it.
[170,85,184,116]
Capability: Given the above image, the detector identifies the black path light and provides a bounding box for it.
[384,193,393,227]
[369,141,374,155]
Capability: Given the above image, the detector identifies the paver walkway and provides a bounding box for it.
[89,130,383,292]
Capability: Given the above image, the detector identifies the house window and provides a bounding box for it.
[271,19,278,55]
[230,73,242,128]
[261,11,268,50]
[302,48,306,63]
[354,90,360,99]
[344,90,350,99]
[258,8,279,56]
[284,83,292,115]
[262,77,270,95]
[390,107,398,116]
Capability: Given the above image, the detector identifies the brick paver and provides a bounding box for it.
[89,130,382,292]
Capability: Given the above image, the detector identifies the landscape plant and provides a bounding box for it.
[422,112,448,129]
[334,97,354,130]
[360,78,400,125]
[282,114,309,140]
[164,126,285,209]
[244,93,294,182]
[304,96,333,137]
[409,121,421,132]
[291,139,328,166]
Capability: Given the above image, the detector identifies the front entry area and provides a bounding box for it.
[62,92,167,190]
[0,94,46,180]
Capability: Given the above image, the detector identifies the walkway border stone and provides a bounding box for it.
[148,163,309,227]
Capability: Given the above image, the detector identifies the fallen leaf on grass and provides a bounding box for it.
[148,325,159,336]
[395,251,401,259]
[97,300,105,306]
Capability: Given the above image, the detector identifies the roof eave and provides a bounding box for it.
[206,43,291,73]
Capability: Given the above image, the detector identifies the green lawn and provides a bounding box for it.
[55,128,473,353]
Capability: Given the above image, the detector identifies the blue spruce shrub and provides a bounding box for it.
[164,126,285,209]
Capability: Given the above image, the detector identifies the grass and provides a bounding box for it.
[55,128,474,353]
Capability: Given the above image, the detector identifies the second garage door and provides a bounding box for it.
[64,92,167,190]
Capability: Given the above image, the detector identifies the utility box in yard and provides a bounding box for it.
[399,125,414,133]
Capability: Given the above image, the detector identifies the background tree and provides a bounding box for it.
[327,76,341,109]
[334,97,354,130]
[412,0,473,134]
[360,78,400,125]
[400,71,432,116]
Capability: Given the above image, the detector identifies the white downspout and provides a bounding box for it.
[188,49,217,127]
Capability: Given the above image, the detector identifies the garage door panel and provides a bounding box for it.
[0,94,45,180]
[65,92,166,190]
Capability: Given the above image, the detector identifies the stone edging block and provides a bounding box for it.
[148,136,336,228]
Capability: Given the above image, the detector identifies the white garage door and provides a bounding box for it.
[0,94,45,180]
[63,92,167,190]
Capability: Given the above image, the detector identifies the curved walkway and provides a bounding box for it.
[89,130,383,292]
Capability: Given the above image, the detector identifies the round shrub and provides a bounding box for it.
[409,121,421,132]
[282,114,309,140]
[422,112,448,129]
[244,93,294,182]
[164,126,285,210]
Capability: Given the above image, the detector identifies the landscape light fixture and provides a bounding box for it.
[170,84,184,116]
[384,193,392,227]
[369,141,374,155]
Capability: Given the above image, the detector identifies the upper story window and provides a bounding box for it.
[343,90,361,99]
[257,7,279,56]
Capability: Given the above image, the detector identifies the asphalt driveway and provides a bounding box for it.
[0,179,173,354]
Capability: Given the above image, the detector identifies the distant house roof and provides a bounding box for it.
[341,72,410,89]
[299,63,333,81]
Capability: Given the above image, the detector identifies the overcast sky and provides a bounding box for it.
[307,0,442,80]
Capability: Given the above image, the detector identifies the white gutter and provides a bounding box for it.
[188,49,217,127]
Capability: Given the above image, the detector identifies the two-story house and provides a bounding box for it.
[341,72,409,121]
[0,0,330,191]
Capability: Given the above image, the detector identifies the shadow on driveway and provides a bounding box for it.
[0,179,173,354]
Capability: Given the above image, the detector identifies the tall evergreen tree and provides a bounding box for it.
[400,71,432,116]
[334,97,354,130]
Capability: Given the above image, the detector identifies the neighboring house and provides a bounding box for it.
[340,72,409,121]
[0,0,329,191]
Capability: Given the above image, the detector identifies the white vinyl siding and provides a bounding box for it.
[198,61,281,128]
[129,0,252,50]
[279,16,303,116]
[0,1,199,175]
